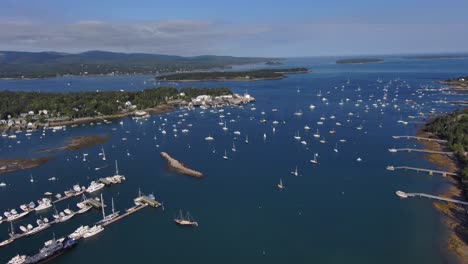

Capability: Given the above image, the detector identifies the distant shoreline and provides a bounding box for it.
[336,58,384,64]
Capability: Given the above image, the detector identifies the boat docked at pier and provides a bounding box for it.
[68,225,90,240]
[34,198,52,212]
[96,195,120,225]
[86,181,105,193]
[82,225,104,238]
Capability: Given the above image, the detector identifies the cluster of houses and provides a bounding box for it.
[188,93,255,108]
[0,109,71,130]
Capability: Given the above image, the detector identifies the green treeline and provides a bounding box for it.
[156,68,309,81]
[0,87,232,120]
[424,108,468,183]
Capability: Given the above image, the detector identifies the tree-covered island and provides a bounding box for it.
[155,68,310,81]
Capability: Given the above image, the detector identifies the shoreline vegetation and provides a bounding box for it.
[0,50,276,79]
[155,68,310,81]
[418,108,468,261]
[335,58,384,64]
[0,87,232,131]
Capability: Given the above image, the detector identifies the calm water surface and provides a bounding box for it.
[0,57,467,263]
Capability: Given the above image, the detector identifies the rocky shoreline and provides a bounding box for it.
[416,128,468,262]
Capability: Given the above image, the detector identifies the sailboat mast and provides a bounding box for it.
[115,160,119,175]
[111,198,115,214]
[101,194,105,219]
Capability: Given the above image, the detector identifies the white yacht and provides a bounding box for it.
[82,225,104,238]
[388,148,398,153]
[396,191,408,198]
[7,255,26,264]
[86,181,105,193]
[34,199,52,212]
[69,225,90,240]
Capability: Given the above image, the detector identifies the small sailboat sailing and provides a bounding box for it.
[277,178,284,190]
[310,153,318,164]
[245,135,249,144]
[30,174,34,183]
[174,210,198,227]
[291,166,299,176]
[101,146,106,161]
[223,150,228,160]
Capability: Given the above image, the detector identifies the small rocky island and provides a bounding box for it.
[160,152,204,178]
[155,68,309,81]
[440,76,468,92]
[336,58,384,64]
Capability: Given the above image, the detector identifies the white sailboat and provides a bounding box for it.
[174,210,198,227]
[231,142,236,152]
[223,150,228,160]
[277,178,284,189]
[30,175,34,183]
[310,153,318,164]
[333,143,338,153]
[101,146,106,161]
[291,166,299,176]
[245,135,249,144]
[313,129,320,138]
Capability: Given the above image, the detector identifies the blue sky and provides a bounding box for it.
[1,0,468,56]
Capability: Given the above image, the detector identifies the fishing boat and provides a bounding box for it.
[174,210,198,227]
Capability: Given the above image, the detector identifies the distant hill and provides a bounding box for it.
[336,58,384,64]
[0,50,276,78]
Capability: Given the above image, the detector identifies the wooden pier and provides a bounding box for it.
[392,135,447,143]
[389,148,454,156]
[387,166,457,177]
[396,191,468,205]
[101,204,147,227]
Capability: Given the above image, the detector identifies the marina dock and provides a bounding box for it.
[392,135,447,143]
[396,191,468,205]
[389,148,454,155]
[387,166,457,177]
[84,198,103,209]
[101,204,147,227]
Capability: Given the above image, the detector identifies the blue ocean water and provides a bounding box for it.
[0,56,467,263]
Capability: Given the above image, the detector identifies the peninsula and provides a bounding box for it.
[0,50,276,79]
[440,76,468,92]
[160,152,204,178]
[0,87,232,130]
[336,58,384,64]
[155,68,309,81]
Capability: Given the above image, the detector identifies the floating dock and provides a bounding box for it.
[387,165,457,177]
[396,191,468,205]
[392,135,447,143]
[389,148,453,156]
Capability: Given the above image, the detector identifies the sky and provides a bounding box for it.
[1,0,468,57]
